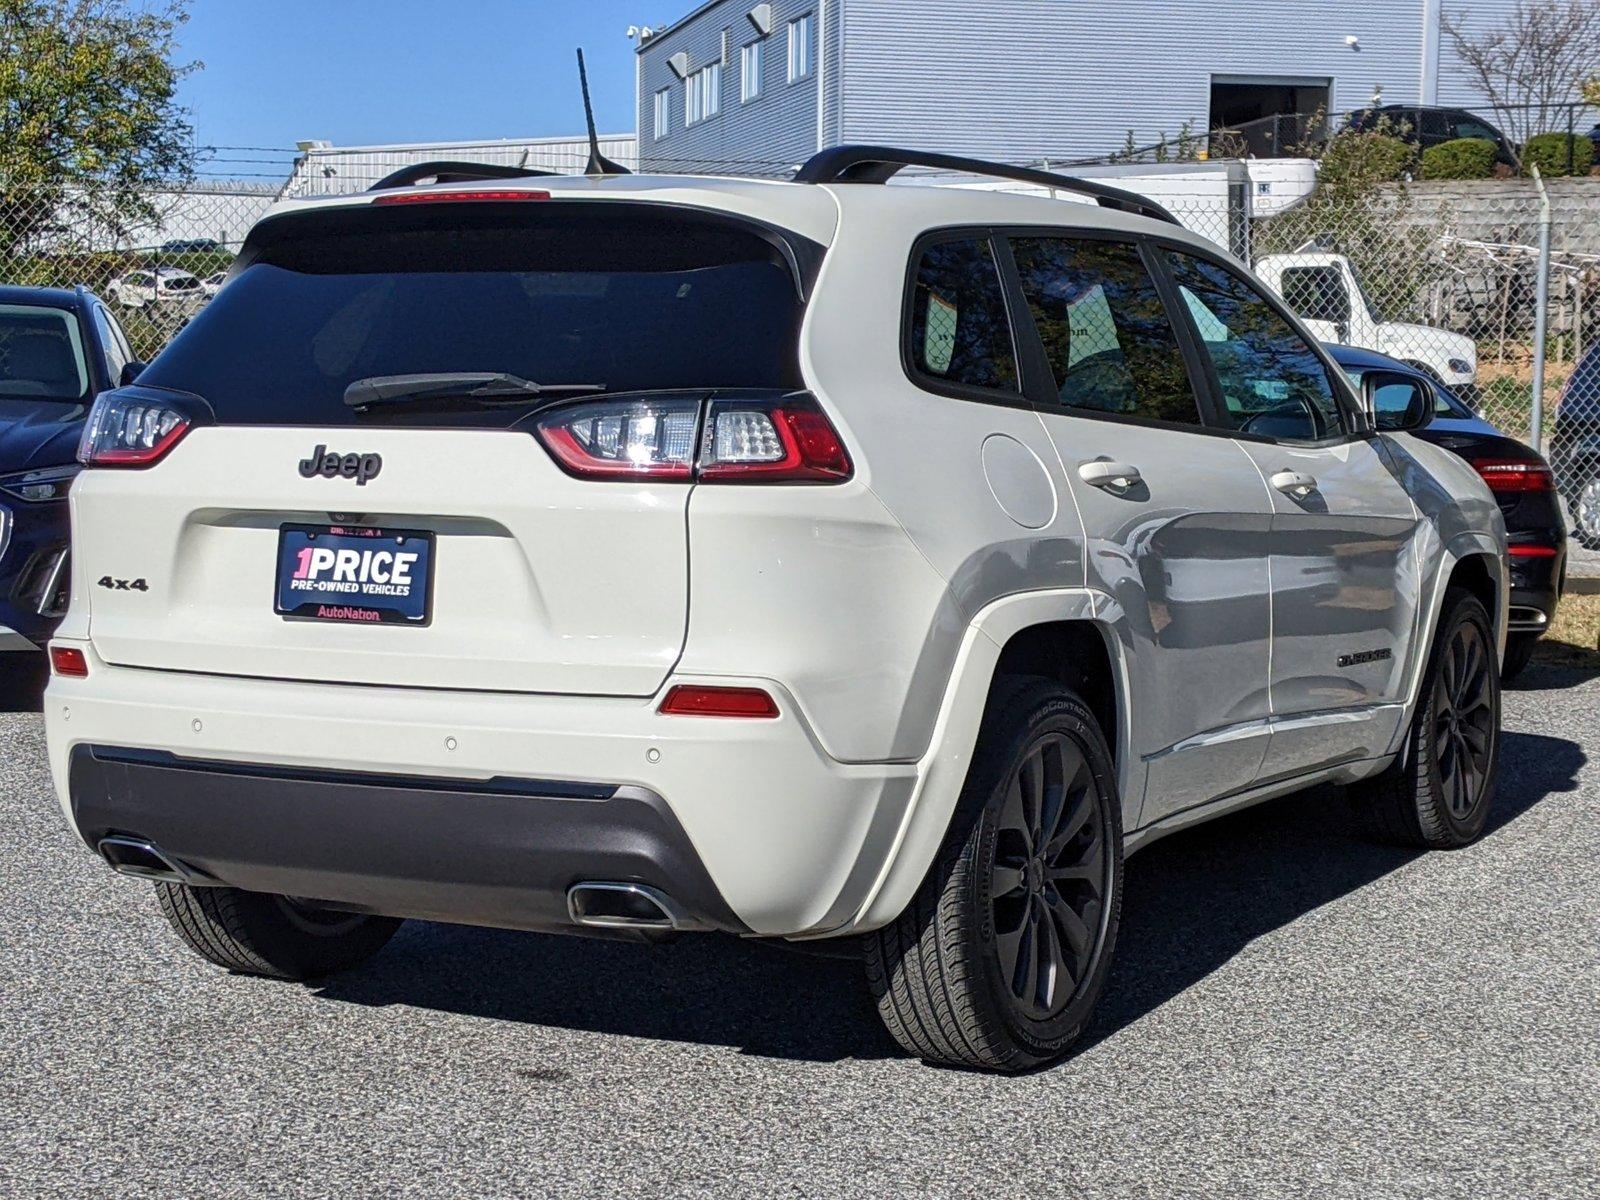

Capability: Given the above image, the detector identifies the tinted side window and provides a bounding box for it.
[1166,251,1344,441]
[108,311,135,363]
[1417,109,1450,139]
[1279,266,1350,324]
[1452,117,1499,143]
[907,238,1019,394]
[1011,237,1201,426]
[93,305,129,380]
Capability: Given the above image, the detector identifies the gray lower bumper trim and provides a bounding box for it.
[68,745,748,937]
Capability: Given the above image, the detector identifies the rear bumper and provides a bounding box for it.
[1507,545,1564,634]
[69,745,748,936]
[45,650,919,937]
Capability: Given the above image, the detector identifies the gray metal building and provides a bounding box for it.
[634,0,1523,173]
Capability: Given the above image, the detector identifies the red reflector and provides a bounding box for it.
[372,189,552,205]
[1508,544,1559,558]
[658,685,780,718]
[49,646,88,677]
[1472,458,1554,493]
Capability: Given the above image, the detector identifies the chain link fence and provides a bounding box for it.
[0,183,278,360]
[1215,178,1600,572]
[3,156,1598,565]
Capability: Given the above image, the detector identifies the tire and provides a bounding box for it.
[156,883,401,980]
[1350,587,1500,848]
[864,677,1123,1072]
[1500,631,1538,682]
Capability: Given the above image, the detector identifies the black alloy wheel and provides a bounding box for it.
[1432,618,1495,821]
[990,732,1109,1021]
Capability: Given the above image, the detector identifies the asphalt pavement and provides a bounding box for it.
[1,654,1596,1199]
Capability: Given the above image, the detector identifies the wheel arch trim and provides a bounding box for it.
[849,588,1131,932]
[1386,532,1507,760]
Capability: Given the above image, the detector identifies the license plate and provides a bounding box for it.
[275,524,434,626]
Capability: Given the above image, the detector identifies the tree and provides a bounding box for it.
[0,0,196,259]
[1441,1,1600,167]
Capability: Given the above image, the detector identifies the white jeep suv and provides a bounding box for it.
[46,149,1507,1072]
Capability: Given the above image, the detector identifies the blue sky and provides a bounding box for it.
[177,1,669,154]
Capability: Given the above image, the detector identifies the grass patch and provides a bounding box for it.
[1534,590,1600,670]
[1473,359,1577,446]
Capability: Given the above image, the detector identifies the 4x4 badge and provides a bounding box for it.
[298,445,383,486]
[97,576,148,592]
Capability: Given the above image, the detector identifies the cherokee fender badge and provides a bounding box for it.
[1337,648,1393,668]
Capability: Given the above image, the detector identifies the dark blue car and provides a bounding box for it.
[0,285,139,652]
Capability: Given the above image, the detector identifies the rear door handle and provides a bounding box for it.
[1270,469,1318,498]
[1078,459,1143,490]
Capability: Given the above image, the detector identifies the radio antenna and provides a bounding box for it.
[577,49,631,176]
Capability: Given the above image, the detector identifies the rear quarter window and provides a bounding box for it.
[905,237,1020,397]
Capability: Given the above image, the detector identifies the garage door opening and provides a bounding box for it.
[1210,77,1330,157]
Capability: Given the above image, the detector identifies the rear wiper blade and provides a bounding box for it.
[343,372,605,409]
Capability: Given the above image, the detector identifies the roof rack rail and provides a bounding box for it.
[793,145,1181,226]
[367,160,560,192]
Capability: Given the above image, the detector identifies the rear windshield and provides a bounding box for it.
[139,202,811,426]
[0,304,90,403]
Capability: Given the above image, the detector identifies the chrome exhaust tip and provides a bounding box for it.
[1507,605,1549,632]
[96,836,208,886]
[566,882,706,932]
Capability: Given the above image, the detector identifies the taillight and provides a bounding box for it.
[658,684,780,718]
[372,190,552,205]
[1471,458,1554,493]
[698,400,852,481]
[532,394,852,484]
[78,392,194,467]
[534,398,700,480]
[49,645,88,677]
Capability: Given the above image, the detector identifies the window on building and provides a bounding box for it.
[787,13,813,83]
[687,62,722,125]
[741,40,764,103]
[1164,250,1344,441]
[1010,238,1202,426]
[653,88,671,140]
[906,238,1019,395]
